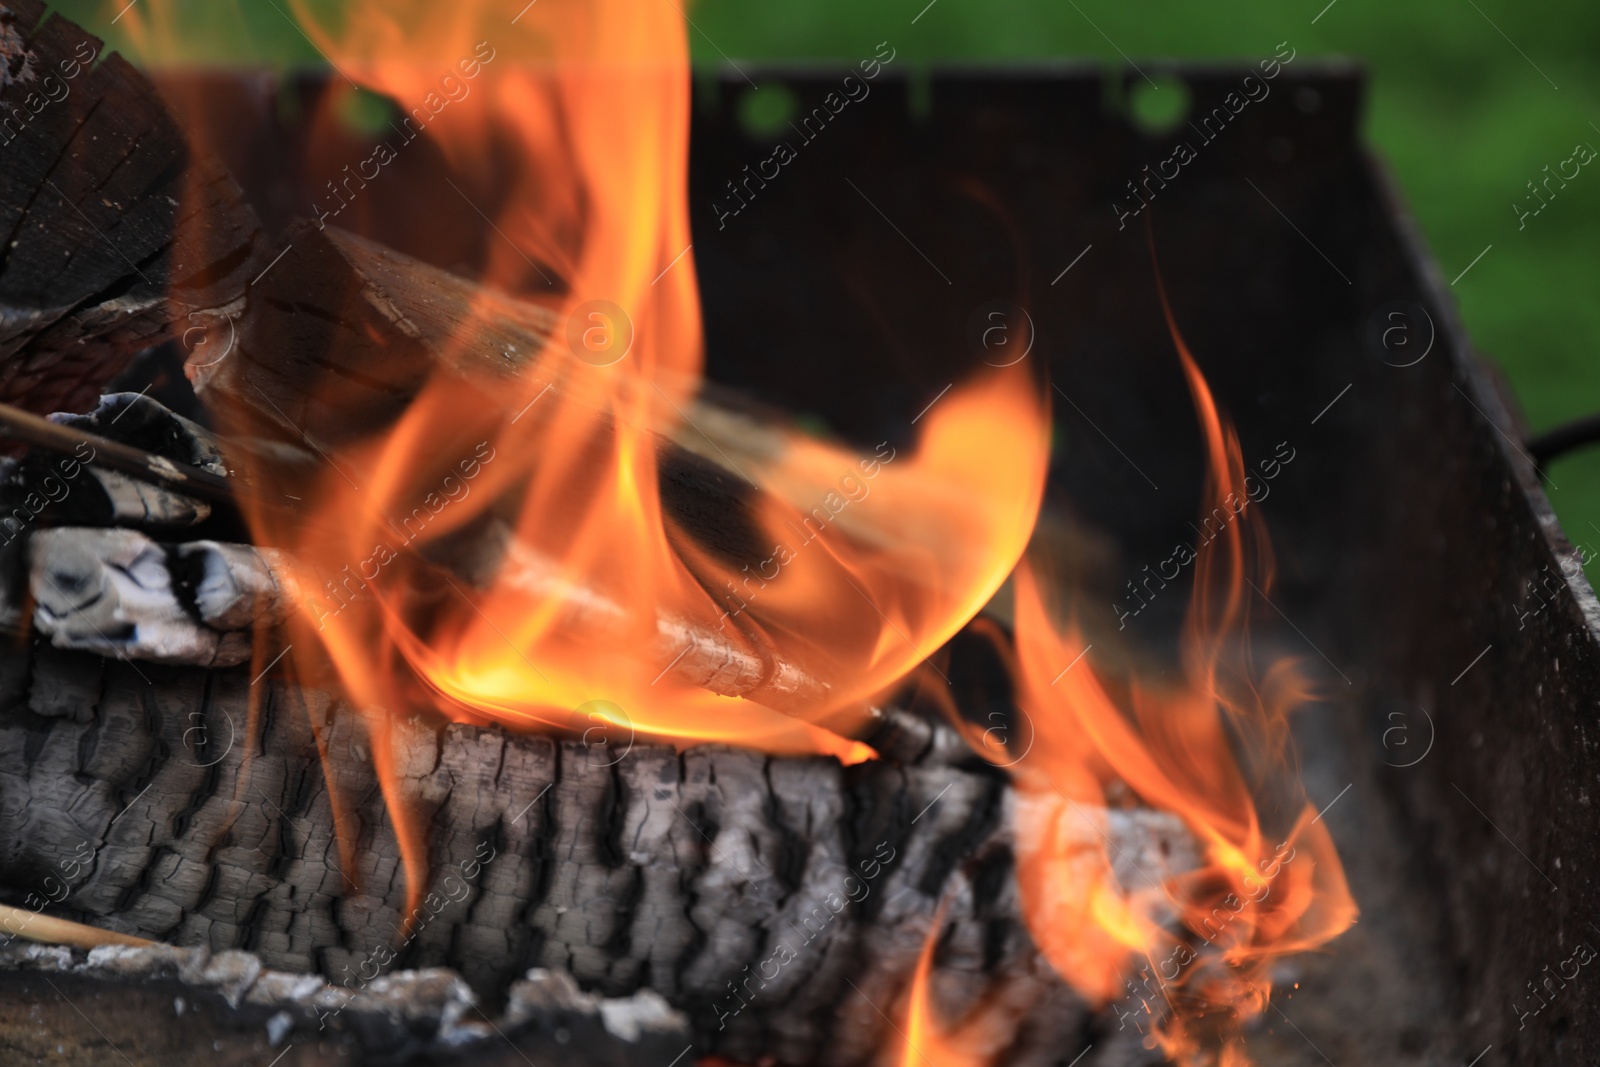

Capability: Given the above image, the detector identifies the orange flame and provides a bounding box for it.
[964,291,1356,1062]
[116,6,1343,1060]
[892,905,993,1067]
[118,0,1049,914]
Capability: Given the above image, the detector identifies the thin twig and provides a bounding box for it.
[0,400,237,507]
[0,904,156,950]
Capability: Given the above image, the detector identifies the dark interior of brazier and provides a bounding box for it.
[1,3,1597,1066]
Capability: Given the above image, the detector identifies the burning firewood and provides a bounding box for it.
[0,638,1198,1065]
[0,391,287,665]
[0,0,1368,1063]
[157,207,940,722]
[28,527,294,667]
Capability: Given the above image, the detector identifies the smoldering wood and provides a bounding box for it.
[179,539,300,632]
[0,941,691,1067]
[27,527,293,667]
[0,640,1197,1066]
[0,390,295,666]
[47,391,233,509]
[0,0,264,417]
[9,500,946,756]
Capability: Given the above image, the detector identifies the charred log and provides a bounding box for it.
[0,639,1196,1066]
[0,392,232,535]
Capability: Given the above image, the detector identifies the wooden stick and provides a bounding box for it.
[0,400,237,506]
[0,904,154,951]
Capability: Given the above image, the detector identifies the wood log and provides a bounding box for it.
[0,389,850,724]
[0,0,264,417]
[27,527,294,666]
[0,941,691,1066]
[0,638,1197,1066]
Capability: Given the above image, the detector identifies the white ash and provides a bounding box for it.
[0,939,692,1054]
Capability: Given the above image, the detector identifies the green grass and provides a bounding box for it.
[50,0,1600,576]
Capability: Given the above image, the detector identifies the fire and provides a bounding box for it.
[890,902,1017,1067]
[117,2,1345,1059]
[937,282,1355,1063]
[118,0,1048,908]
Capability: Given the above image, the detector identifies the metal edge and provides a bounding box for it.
[1361,146,1600,641]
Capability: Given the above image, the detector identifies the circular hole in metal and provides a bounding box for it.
[738,83,798,138]
[1129,75,1191,136]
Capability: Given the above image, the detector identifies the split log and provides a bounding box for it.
[194,221,560,450]
[0,0,264,417]
[0,942,691,1066]
[0,638,1197,1066]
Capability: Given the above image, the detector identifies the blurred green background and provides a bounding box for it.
[51,0,1600,578]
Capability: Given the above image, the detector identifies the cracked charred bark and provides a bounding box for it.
[0,637,1195,1066]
